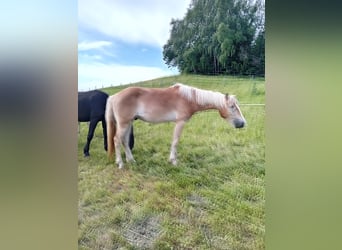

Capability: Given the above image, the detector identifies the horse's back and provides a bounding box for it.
[114,86,175,102]
[78,90,108,122]
[109,86,186,123]
[78,90,108,101]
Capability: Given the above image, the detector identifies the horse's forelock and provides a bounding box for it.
[228,95,238,105]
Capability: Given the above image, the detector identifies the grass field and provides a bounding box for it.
[78,74,265,249]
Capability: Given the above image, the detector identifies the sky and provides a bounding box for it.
[78,0,192,91]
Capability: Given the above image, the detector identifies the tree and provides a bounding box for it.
[163,0,265,76]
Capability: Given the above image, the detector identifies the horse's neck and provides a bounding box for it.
[194,104,228,119]
[195,103,219,112]
[177,87,226,115]
[191,103,225,117]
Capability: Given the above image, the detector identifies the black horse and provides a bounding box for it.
[78,90,134,157]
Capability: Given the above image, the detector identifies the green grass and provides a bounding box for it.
[79,74,265,249]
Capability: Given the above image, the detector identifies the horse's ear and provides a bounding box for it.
[225,93,229,100]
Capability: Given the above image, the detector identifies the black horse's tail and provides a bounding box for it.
[105,95,116,161]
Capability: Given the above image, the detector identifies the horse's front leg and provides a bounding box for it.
[169,120,186,165]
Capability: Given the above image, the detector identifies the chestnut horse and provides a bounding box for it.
[105,83,246,168]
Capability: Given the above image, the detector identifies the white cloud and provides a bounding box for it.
[78,41,112,51]
[78,1,187,90]
[78,0,191,47]
[78,62,178,90]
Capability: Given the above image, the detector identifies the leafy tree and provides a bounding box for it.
[163,0,265,76]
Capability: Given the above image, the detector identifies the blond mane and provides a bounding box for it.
[172,83,226,108]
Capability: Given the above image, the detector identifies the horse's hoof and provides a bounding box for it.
[126,157,136,163]
[116,161,124,169]
[84,154,90,157]
[169,158,177,166]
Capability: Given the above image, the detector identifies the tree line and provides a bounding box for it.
[163,0,265,76]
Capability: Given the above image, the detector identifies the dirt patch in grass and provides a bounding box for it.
[187,193,209,208]
[123,216,161,249]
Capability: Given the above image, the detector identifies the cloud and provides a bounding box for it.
[78,41,112,51]
[78,0,191,47]
[78,40,118,62]
[78,1,188,90]
[78,62,178,90]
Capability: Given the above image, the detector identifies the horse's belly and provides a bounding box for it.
[138,111,177,123]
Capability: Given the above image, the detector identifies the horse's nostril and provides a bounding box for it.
[234,120,245,128]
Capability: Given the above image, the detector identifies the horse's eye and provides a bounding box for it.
[230,105,235,109]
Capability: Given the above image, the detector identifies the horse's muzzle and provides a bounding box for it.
[234,119,245,128]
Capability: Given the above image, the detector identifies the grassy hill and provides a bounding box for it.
[78,74,265,249]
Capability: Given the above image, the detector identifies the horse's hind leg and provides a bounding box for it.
[101,118,107,151]
[84,119,98,157]
[114,124,128,169]
[122,123,135,163]
[128,125,134,150]
[114,134,124,169]
[114,123,134,169]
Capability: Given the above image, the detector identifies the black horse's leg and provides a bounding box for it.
[129,125,134,150]
[84,119,98,157]
[101,117,107,151]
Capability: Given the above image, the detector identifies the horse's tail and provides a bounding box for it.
[105,95,116,161]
